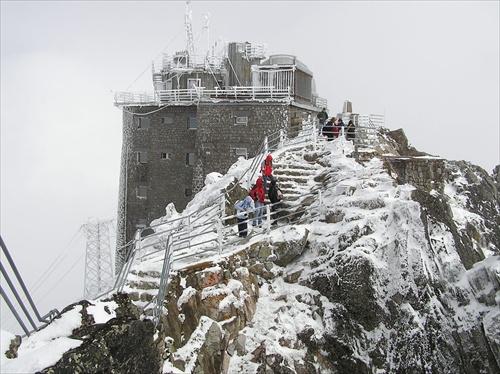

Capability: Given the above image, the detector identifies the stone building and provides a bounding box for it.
[113,40,327,269]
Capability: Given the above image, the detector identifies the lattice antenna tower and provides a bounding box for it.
[83,218,114,299]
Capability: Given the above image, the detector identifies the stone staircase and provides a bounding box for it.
[124,144,328,306]
[126,268,162,306]
[272,145,324,201]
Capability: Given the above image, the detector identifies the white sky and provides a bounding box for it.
[1,0,499,334]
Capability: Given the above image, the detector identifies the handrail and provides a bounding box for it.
[114,86,293,106]
[0,235,60,337]
[0,111,385,336]
[152,234,173,327]
[110,116,386,327]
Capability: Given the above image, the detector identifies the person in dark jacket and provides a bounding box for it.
[268,180,283,225]
[317,108,328,134]
[336,118,345,137]
[322,117,336,141]
[346,120,356,140]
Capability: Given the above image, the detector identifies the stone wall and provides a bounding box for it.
[120,106,198,248]
[193,103,290,193]
[117,102,311,259]
[383,157,448,193]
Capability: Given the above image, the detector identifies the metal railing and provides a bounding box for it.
[1,235,60,337]
[0,114,384,335]
[113,116,386,327]
[114,86,293,107]
[136,187,326,327]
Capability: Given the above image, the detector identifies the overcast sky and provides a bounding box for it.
[1,1,499,333]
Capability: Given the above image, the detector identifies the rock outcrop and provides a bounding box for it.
[41,293,162,374]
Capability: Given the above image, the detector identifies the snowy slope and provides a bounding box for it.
[2,134,499,373]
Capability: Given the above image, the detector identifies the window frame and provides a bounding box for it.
[186,152,195,166]
[136,185,148,199]
[235,116,248,125]
[234,147,248,157]
[187,117,197,130]
[136,117,150,130]
[136,151,148,164]
[161,116,173,125]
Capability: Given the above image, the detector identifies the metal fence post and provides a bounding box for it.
[218,195,225,255]
[312,124,317,151]
[265,204,271,233]
[153,234,173,329]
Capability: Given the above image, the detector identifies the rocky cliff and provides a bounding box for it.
[3,129,499,374]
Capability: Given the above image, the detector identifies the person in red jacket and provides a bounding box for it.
[250,177,266,227]
[261,154,275,194]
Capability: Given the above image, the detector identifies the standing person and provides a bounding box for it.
[261,154,274,194]
[268,180,283,225]
[234,196,254,237]
[250,177,266,227]
[346,120,356,140]
[322,117,335,141]
[337,118,345,137]
[316,107,328,134]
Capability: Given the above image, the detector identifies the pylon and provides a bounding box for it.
[83,218,114,299]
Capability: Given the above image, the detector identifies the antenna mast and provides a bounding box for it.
[185,1,195,57]
[203,13,211,57]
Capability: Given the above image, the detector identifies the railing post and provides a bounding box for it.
[153,234,173,329]
[279,129,285,149]
[137,230,144,262]
[312,123,317,151]
[218,195,225,255]
[264,136,269,155]
[265,204,271,233]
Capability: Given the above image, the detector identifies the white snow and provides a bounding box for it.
[2,135,498,373]
[0,298,130,372]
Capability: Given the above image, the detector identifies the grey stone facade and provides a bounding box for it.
[116,101,314,269]
[114,41,327,271]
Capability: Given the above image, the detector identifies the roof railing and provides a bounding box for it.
[114,86,293,107]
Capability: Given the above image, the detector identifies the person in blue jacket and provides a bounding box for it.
[234,196,254,237]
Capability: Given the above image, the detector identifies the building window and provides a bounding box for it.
[235,116,248,125]
[186,152,195,166]
[187,78,201,90]
[187,117,197,130]
[185,188,192,197]
[161,117,173,125]
[136,219,147,229]
[136,117,150,130]
[136,186,148,198]
[160,152,171,160]
[137,151,148,164]
[234,148,248,157]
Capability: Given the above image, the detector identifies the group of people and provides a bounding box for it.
[234,154,283,237]
[317,108,356,141]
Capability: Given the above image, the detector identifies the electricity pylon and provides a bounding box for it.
[83,218,114,299]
